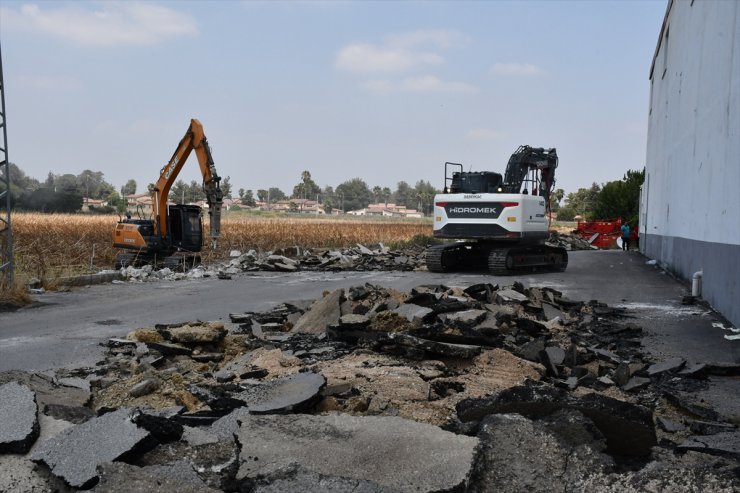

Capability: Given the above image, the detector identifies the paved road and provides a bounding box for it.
[1,250,737,374]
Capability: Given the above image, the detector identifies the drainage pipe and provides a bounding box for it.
[691,271,703,297]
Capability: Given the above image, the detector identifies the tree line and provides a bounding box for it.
[1,162,644,222]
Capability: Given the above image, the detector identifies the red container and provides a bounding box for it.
[574,218,623,249]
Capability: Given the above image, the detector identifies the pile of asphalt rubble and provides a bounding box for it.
[2,282,739,492]
[120,233,593,282]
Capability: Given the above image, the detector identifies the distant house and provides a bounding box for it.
[261,198,325,214]
[347,203,423,218]
[81,198,108,212]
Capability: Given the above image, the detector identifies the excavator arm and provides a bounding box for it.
[502,145,558,207]
[152,119,223,246]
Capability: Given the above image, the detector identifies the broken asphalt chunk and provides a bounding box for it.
[31,408,156,489]
[389,333,482,359]
[0,381,40,454]
[456,381,657,456]
[646,357,686,377]
[234,414,478,492]
[234,372,326,414]
[678,431,740,459]
[291,289,343,334]
[393,303,434,323]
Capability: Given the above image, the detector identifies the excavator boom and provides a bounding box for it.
[153,119,223,244]
[113,119,223,270]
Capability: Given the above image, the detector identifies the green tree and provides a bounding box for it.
[292,170,321,200]
[170,180,188,204]
[21,188,82,213]
[243,189,256,207]
[0,162,40,207]
[257,189,268,203]
[558,183,601,220]
[238,188,245,199]
[592,169,644,225]
[413,180,437,215]
[393,181,412,206]
[268,187,286,202]
[336,178,372,212]
[323,197,334,214]
[372,186,382,204]
[549,188,565,212]
[122,179,137,195]
[221,176,232,198]
[382,187,392,206]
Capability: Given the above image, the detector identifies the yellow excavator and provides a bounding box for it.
[112,119,223,271]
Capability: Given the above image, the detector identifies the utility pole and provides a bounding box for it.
[0,42,13,284]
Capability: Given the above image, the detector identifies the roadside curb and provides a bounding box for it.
[55,271,124,287]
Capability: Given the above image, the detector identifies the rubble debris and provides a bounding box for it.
[120,243,430,282]
[234,414,478,492]
[546,231,599,251]
[93,462,220,493]
[31,408,156,489]
[2,281,738,491]
[0,455,73,493]
[678,431,740,459]
[468,412,612,492]
[234,372,326,414]
[0,381,40,454]
[291,289,343,334]
[456,380,657,456]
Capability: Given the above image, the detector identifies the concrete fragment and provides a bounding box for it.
[291,289,343,334]
[43,404,95,424]
[129,378,159,397]
[647,358,686,377]
[656,416,685,433]
[145,341,192,356]
[235,414,478,492]
[612,362,631,387]
[687,420,736,435]
[250,465,398,493]
[541,303,565,322]
[467,413,613,493]
[0,382,39,454]
[621,376,651,392]
[393,303,433,323]
[440,309,488,328]
[495,289,529,303]
[166,322,226,344]
[678,431,740,459]
[390,333,482,359]
[456,381,657,456]
[0,455,72,493]
[93,462,219,493]
[235,372,326,414]
[31,408,154,489]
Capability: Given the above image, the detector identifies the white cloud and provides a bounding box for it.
[491,63,542,76]
[364,76,477,94]
[1,2,198,46]
[336,43,443,73]
[465,128,506,141]
[335,29,466,73]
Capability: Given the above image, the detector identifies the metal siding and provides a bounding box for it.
[643,0,740,326]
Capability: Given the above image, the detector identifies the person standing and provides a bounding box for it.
[621,222,631,251]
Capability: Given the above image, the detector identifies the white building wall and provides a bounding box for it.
[643,0,740,325]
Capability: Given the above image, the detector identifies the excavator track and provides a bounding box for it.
[425,242,486,272]
[487,248,512,276]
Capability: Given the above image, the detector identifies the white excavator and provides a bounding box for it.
[426,145,567,275]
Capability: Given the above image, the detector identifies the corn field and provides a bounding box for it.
[10,212,433,282]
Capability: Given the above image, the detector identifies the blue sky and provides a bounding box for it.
[1,0,667,198]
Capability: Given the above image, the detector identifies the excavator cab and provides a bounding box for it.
[167,204,202,252]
